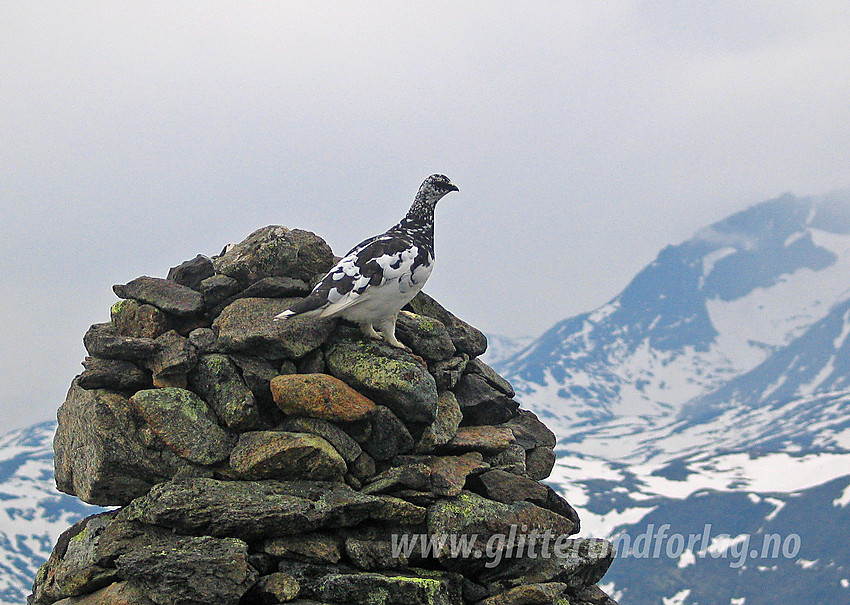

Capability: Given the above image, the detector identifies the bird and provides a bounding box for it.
[274,174,459,348]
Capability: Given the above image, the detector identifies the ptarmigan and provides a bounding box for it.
[274,174,458,348]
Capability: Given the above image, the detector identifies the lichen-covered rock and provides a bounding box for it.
[444,426,516,454]
[78,357,148,391]
[312,570,462,605]
[325,336,438,425]
[113,276,205,317]
[213,297,335,359]
[427,492,578,572]
[279,416,363,463]
[396,311,456,360]
[30,513,119,605]
[141,330,198,383]
[361,406,414,461]
[113,534,258,605]
[118,477,419,541]
[271,373,377,422]
[262,532,343,564]
[130,387,234,465]
[54,381,200,505]
[476,582,568,605]
[83,323,160,362]
[416,391,463,453]
[212,225,334,286]
[229,431,347,481]
[189,354,262,430]
[110,299,170,339]
[49,582,155,605]
[247,572,301,604]
[42,224,620,605]
[408,292,487,357]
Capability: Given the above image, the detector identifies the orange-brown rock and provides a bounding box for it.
[271,373,377,422]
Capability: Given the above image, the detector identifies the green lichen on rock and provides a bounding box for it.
[325,336,438,425]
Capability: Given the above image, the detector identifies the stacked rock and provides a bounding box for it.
[31,226,618,605]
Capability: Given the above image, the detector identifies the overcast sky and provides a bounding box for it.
[2,2,850,431]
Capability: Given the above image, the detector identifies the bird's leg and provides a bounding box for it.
[375,314,408,350]
[359,322,382,340]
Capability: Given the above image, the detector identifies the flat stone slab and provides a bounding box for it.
[271,373,377,422]
[229,431,347,481]
[113,276,205,317]
[213,297,335,359]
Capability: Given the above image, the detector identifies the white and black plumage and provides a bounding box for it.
[274,174,458,348]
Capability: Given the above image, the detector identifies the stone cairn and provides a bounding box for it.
[30,226,618,605]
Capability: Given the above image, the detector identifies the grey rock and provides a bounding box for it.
[113,275,205,316]
[230,354,280,405]
[325,335,438,425]
[362,406,414,461]
[262,532,343,564]
[471,469,580,529]
[454,372,519,426]
[240,275,311,298]
[83,323,160,361]
[525,447,556,481]
[189,354,262,430]
[429,354,468,391]
[166,254,215,291]
[348,451,377,483]
[29,513,119,605]
[479,539,614,594]
[502,409,557,450]
[78,357,148,391]
[212,225,334,286]
[485,444,527,476]
[416,391,462,453]
[110,299,170,339]
[396,311,456,360]
[214,297,335,359]
[361,463,432,495]
[465,358,515,397]
[247,572,301,604]
[278,416,362,463]
[200,274,242,308]
[141,330,198,381]
[48,581,155,605]
[229,431,347,481]
[118,477,417,540]
[313,570,461,605]
[427,491,578,572]
[476,582,568,605]
[297,348,326,374]
[54,381,200,506]
[130,387,234,465]
[114,534,258,605]
[187,327,218,353]
[407,291,487,357]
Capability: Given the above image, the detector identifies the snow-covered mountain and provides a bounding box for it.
[497,190,850,459]
[494,190,850,603]
[0,422,103,605]
[478,334,534,368]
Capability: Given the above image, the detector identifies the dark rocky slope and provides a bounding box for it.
[30,225,617,605]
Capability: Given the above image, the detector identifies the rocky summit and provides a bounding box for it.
[31,225,618,605]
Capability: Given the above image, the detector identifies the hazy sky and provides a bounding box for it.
[3,2,850,431]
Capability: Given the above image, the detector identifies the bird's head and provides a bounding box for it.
[418,174,459,205]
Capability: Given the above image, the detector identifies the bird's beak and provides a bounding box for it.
[447,183,459,192]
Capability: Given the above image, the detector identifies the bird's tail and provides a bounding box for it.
[273,310,296,321]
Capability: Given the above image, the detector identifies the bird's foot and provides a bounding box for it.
[360,323,382,340]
